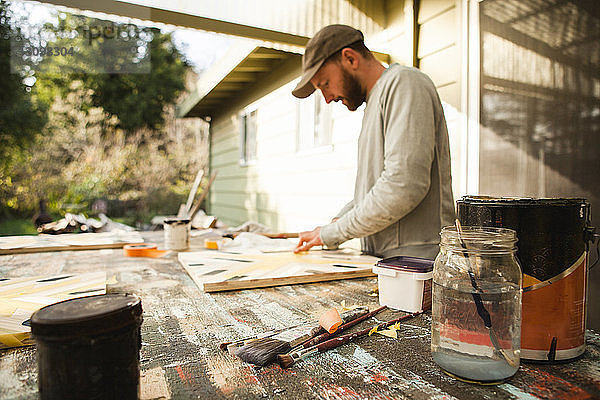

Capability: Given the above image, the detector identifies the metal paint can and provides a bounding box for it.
[164,218,191,251]
[31,294,143,399]
[457,196,594,362]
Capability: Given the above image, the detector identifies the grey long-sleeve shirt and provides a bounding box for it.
[320,64,455,259]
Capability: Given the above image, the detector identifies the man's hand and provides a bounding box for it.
[294,227,324,253]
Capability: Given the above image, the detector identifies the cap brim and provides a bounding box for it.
[292,59,325,98]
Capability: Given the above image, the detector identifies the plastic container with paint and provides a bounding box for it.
[30,294,143,400]
[372,256,434,312]
[164,218,191,251]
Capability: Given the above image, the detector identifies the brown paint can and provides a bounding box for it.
[457,196,595,362]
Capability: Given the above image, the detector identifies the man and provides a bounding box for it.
[293,24,455,259]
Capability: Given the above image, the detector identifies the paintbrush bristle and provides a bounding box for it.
[235,337,292,366]
[276,353,295,369]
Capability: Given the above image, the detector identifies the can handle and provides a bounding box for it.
[586,226,599,270]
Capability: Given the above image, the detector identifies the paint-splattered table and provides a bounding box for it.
[1,231,599,399]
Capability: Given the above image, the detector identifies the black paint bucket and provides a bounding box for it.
[30,294,143,399]
[457,196,594,362]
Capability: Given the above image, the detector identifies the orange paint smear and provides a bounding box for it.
[519,366,595,400]
[370,373,389,383]
[175,365,190,385]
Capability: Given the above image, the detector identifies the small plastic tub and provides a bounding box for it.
[372,256,434,312]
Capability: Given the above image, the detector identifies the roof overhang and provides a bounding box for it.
[176,45,302,118]
[177,47,390,119]
[35,0,310,47]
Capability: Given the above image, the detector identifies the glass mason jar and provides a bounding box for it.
[431,226,522,383]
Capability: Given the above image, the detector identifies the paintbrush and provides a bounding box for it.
[221,314,339,354]
[454,219,517,368]
[297,305,387,349]
[277,310,424,369]
[220,326,293,353]
[235,307,369,366]
[221,306,371,352]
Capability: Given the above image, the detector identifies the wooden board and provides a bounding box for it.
[0,272,107,349]
[178,249,379,292]
[0,231,144,255]
[1,231,599,399]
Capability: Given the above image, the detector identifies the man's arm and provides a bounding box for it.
[321,71,437,247]
[334,200,355,219]
[294,226,323,253]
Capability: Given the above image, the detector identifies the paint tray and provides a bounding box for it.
[372,256,433,312]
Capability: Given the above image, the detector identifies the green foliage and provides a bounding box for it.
[0,0,49,172]
[84,32,188,132]
[0,2,206,227]
[36,14,188,133]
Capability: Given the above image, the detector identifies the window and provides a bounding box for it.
[475,0,599,223]
[297,94,332,151]
[239,109,257,165]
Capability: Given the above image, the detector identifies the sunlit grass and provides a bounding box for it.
[0,218,38,236]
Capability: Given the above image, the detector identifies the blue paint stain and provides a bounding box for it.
[498,383,541,400]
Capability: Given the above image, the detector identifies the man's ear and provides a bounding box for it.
[340,48,359,70]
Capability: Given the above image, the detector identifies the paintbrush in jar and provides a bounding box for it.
[454,219,517,368]
[277,310,424,369]
[234,307,369,366]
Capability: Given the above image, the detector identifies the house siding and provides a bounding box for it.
[209,78,362,231]
[417,0,465,200]
[207,0,464,232]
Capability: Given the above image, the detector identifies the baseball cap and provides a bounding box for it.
[292,25,364,98]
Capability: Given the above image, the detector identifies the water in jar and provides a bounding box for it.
[432,277,521,382]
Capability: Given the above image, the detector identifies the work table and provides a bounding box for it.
[1,232,599,399]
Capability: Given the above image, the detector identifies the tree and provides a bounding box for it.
[0,0,48,168]
[1,4,200,219]
[0,1,49,216]
[37,14,188,134]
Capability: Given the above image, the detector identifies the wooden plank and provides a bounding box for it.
[0,242,132,255]
[189,171,218,220]
[184,168,206,216]
[0,232,144,255]
[203,269,376,292]
[178,249,380,293]
[0,272,107,349]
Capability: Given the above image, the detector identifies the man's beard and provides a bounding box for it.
[341,67,366,111]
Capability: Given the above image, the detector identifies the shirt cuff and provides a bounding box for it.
[320,222,349,248]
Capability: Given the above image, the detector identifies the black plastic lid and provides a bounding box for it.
[31,294,142,339]
[164,218,190,224]
[375,256,434,273]
[458,195,588,208]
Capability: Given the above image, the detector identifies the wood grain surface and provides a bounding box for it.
[0,231,599,399]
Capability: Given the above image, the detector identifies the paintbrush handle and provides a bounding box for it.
[302,306,387,348]
[262,232,299,239]
[315,311,424,352]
